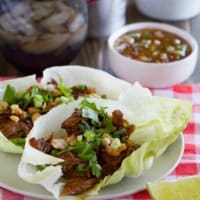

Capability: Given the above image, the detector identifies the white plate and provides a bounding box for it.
[0,134,184,200]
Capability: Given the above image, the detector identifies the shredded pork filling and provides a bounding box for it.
[30,100,139,195]
[0,79,96,143]
[0,113,32,139]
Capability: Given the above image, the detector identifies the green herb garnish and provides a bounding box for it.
[48,99,130,178]
[10,138,26,148]
[33,94,44,108]
[113,128,126,138]
[77,85,86,91]
[76,164,86,173]
[89,155,101,177]
[36,164,50,171]
[3,85,17,104]
[58,76,73,99]
[82,107,99,124]
[101,94,107,99]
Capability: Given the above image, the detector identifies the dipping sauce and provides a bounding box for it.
[114,29,192,63]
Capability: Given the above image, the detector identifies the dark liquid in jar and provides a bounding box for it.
[114,29,192,63]
[0,0,87,74]
[1,41,84,75]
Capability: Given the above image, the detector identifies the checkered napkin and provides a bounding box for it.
[0,84,199,200]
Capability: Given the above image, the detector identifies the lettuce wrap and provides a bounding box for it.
[0,66,151,154]
[41,66,152,100]
[18,96,191,199]
[0,75,37,153]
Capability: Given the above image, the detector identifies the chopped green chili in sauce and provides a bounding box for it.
[114,29,192,63]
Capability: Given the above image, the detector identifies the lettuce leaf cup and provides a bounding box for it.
[0,75,37,154]
[18,96,191,199]
[0,66,151,154]
[41,66,152,100]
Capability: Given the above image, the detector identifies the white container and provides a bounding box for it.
[135,0,200,21]
[87,0,127,38]
[108,22,199,88]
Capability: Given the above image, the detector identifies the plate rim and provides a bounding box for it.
[90,133,184,200]
[0,134,184,200]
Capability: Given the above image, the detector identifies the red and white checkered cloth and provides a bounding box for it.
[0,84,200,200]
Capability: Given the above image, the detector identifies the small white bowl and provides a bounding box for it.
[108,22,198,88]
[135,0,200,21]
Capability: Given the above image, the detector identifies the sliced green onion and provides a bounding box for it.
[84,130,96,142]
[33,94,44,108]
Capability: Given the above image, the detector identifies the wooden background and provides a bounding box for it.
[0,0,199,83]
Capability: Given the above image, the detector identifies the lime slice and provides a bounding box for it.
[147,175,200,200]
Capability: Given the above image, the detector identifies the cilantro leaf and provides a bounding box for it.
[80,99,107,127]
[80,99,99,111]
[58,76,73,98]
[80,119,91,131]
[82,107,99,124]
[79,153,94,160]
[103,117,115,132]
[76,164,86,173]
[101,94,107,99]
[3,85,17,104]
[76,85,86,91]
[36,164,50,171]
[89,155,102,177]
[91,163,101,177]
[31,86,39,97]
[10,138,25,148]
[84,130,95,142]
[19,92,32,109]
[50,149,60,157]
[113,128,127,138]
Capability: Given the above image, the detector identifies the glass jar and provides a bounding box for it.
[0,0,88,74]
[87,0,127,38]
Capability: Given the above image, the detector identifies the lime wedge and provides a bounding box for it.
[147,175,200,200]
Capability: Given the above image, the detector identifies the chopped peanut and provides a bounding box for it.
[105,143,127,157]
[28,107,41,114]
[102,133,112,140]
[105,145,120,156]
[65,135,77,145]
[123,120,128,127]
[52,89,61,96]
[32,112,41,122]
[11,104,23,115]
[42,102,47,110]
[44,101,58,111]
[55,97,61,104]
[10,104,19,110]
[0,101,8,112]
[10,115,20,123]
[21,111,28,119]
[51,139,67,149]
[101,137,111,146]
[118,143,127,152]
[101,134,112,146]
